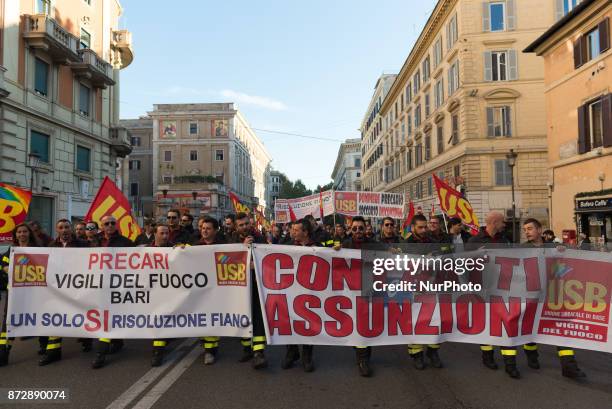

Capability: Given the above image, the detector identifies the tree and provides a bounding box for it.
[315,182,334,192]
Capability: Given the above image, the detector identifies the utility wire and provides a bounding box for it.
[252,128,345,142]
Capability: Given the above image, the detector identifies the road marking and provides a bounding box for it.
[131,340,203,409]
[105,338,198,409]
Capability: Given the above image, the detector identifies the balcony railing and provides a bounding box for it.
[111,29,134,69]
[72,48,115,88]
[23,14,80,63]
[109,127,132,157]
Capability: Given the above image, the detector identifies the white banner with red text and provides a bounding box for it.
[252,244,612,351]
[6,245,253,338]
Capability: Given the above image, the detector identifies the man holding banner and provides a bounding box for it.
[149,224,173,367]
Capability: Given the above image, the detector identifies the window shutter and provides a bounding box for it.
[508,49,518,80]
[577,104,588,154]
[484,51,493,81]
[506,0,516,30]
[495,160,503,185]
[504,106,512,137]
[599,18,610,53]
[602,94,612,148]
[483,2,490,32]
[555,0,564,22]
[448,68,452,95]
[574,38,583,69]
[486,107,495,137]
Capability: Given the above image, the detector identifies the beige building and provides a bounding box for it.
[0,0,133,231]
[149,103,272,220]
[368,0,562,237]
[360,74,397,192]
[525,0,611,245]
[121,117,153,218]
[332,138,362,191]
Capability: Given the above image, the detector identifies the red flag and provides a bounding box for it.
[288,202,297,222]
[430,202,435,218]
[319,189,324,220]
[401,201,415,239]
[85,177,141,240]
[0,183,32,242]
[432,174,480,233]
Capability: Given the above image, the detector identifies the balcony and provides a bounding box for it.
[0,66,8,98]
[71,48,115,88]
[23,14,80,63]
[111,30,134,69]
[109,126,132,157]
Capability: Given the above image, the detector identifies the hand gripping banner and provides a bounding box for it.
[252,244,612,351]
[7,244,253,338]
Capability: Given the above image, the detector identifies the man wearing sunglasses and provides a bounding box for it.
[166,209,192,246]
[333,216,375,377]
[92,215,135,369]
[229,212,268,370]
[39,219,90,366]
[404,214,444,370]
[135,219,156,246]
[378,217,403,244]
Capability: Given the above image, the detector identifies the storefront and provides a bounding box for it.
[575,196,612,245]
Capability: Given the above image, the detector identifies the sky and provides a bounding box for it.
[119,0,438,190]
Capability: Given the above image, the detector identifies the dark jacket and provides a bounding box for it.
[341,236,374,250]
[50,235,90,248]
[168,227,192,246]
[135,232,155,246]
[100,231,135,248]
[313,226,333,247]
[378,234,404,244]
[467,229,511,250]
[229,229,266,245]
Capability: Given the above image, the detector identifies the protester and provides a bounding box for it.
[149,224,172,367]
[180,213,195,235]
[378,217,403,244]
[542,229,555,243]
[75,221,87,241]
[333,223,347,246]
[447,217,471,253]
[166,209,192,246]
[304,215,333,247]
[135,219,156,246]
[28,220,52,245]
[85,221,101,246]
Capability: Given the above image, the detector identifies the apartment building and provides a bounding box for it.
[121,116,153,218]
[332,138,362,191]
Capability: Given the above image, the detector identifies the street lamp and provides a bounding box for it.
[506,149,518,243]
[28,151,40,192]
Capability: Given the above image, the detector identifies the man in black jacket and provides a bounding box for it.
[92,215,134,369]
[135,220,156,246]
[166,209,192,246]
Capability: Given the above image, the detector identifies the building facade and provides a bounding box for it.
[332,138,362,191]
[121,116,153,218]
[370,0,561,235]
[0,0,133,232]
[360,74,397,192]
[266,169,282,218]
[148,103,271,220]
[525,0,611,245]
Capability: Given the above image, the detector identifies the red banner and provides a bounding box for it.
[0,183,32,242]
[85,177,141,241]
[433,174,479,233]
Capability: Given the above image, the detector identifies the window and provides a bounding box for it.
[129,160,141,170]
[425,134,431,160]
[163,150,172,162]
[488,2,505,32]
[34,58,49,96]
[495,159,512,185]
[355,158,361,167]
[435,79,444,108]
[422,56,431,83]
[415,105,422,127]
[578,95,611,153]
[416,180,424,199]
[36,0,51,14]
[190,122,198,135]
[574,19,610,68]
[413,71,421,94]
[190,150,198,161]
[433,37,443,67]
[454,165,461,178]
[407,149,413,170]
[80,28,91,49]
[487,106,512,137]
[130,183,139,197]
[447,13,458,50]
[406,83,412,103]
[451,114,459,145]
[448,60,459,95]
[215,149,224,161]
[84,0,92,5]
[428,177,433,196]
[76,146,90,172]
[416,143,423,166]
[30,130,50,163]
[79,84,90,117]
[485,50,518,81]
[407,114,412,136]
[425,94,431,117]
[162,176,172,184]
[131,136,141,146]
[563,0,581,15]
[437,126,444,154]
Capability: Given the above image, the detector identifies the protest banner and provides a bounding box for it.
[274,191,334,221]
[334,191,404,218]
[252,244,612,352]
[433,174,479,233]
[7,244,253,338]
[85,177,141,241]
[0,183,32,242]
